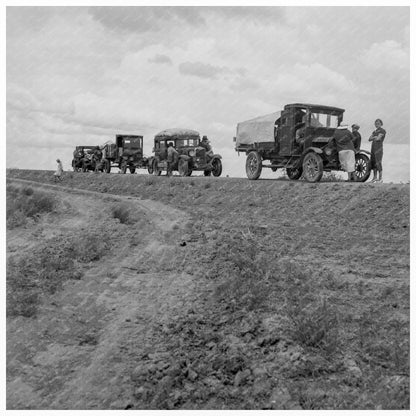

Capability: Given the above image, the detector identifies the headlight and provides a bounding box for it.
[324,147,333,156]
[189,150,196,157]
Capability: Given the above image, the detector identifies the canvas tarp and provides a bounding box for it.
[236,112,280,146]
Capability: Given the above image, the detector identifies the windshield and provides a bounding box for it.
[310,112,340,128]
[176,138,200,147]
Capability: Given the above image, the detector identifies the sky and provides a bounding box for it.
[6,6,410,182]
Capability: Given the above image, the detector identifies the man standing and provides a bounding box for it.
[351,124,361,152]
[200,136,214,161]
[167,142,178,177]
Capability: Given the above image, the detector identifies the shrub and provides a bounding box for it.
[21,186,34,196]
[112,203,130,224]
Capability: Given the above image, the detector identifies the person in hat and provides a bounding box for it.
[166,142,179,177]
[369,118,386,183]
[54,159,64,182]
[334,125,356,181]
[351,124,361,152]
[200,135,214,160]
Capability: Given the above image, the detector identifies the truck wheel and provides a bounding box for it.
[246,151,262,180]
[204,170,211,176]
[178,159,189,177]
[286,167,303,180]
[212,158,222,177]
[129,167,136,174]
[105,159,111,173]
[82,163,88,172]
[147,163,154,175]
[153,160,161,176]
[120,163,127,174]
[302,152,323,182]
[354,154,371,182]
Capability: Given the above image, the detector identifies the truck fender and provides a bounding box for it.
[357,149,371,157]
[211,154,222,160]
[302,147,323,156]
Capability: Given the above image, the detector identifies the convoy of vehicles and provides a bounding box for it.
[234,103,372,183]
[70,103,374,182]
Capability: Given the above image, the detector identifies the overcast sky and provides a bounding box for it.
[6,6,410,182]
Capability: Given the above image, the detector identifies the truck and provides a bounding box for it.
[148,128,223,177]
[234,103,372,182]
[71,146,103,172]
[102,135,151,174]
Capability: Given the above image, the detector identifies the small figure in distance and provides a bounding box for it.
[167,142,179,177]
[334,125,356,181]
[351,124,361,152]
[369,118,386,183]
[54,159,64,182]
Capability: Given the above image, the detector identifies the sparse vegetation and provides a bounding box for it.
[112,203,131,224]
[7,184,57,228]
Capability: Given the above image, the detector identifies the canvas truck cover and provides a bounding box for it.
[236,112,280,146]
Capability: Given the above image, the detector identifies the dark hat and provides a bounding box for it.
[351,124,360,130]
[202,135,208,140]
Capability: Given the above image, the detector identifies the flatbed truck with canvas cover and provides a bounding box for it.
[234,103,371,182]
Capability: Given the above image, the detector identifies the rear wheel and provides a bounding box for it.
[286,166,303,180]
[147,162,154,175]
[178,159,189,177]
[302,152,323,182]
[246,151,262,180]
[354,154,371,182]
[153,160,161,176]
[105,159,111,173]
[120,164,127,174]
[212,158,222,177]
[129,166,136,174]
[82,162,88,172]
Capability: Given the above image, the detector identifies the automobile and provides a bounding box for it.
[102,135,150,174]
[234,103,372,182]
[71,146,102,172]
[148,128,223,177]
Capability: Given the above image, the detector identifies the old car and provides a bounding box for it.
[102,135,150,174]
[71,146,103,172]
[148,128,223,177]
[234,103,372,182]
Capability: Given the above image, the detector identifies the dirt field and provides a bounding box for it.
[6,169,410,410]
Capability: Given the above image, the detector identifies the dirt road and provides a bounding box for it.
[7,179,196,409]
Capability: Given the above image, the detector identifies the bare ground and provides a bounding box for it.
[6,170,410,410]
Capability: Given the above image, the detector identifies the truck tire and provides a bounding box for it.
[354,154,371,182]
[129,166,136,174]
[105,159,111,174]
[147,163,154,175]
[302,152,323,182]
[153,160,161,176]
[286,167,303,180]
[212,158,222,177]
[246,151,262,180]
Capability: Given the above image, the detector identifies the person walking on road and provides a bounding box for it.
[54,159,63,182]
[369,118,386,183]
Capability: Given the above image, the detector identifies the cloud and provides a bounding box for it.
[360,40,408,71]
[88,6,205,34]
[148,54,173,65]
[178,61,230,79]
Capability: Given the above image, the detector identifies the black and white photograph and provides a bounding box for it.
[5,2,411,411]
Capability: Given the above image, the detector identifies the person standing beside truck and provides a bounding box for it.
[369,118,386,183]
[166,142,178,177]
[351,124,362,152]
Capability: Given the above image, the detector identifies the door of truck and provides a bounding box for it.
[278,108,295,156]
